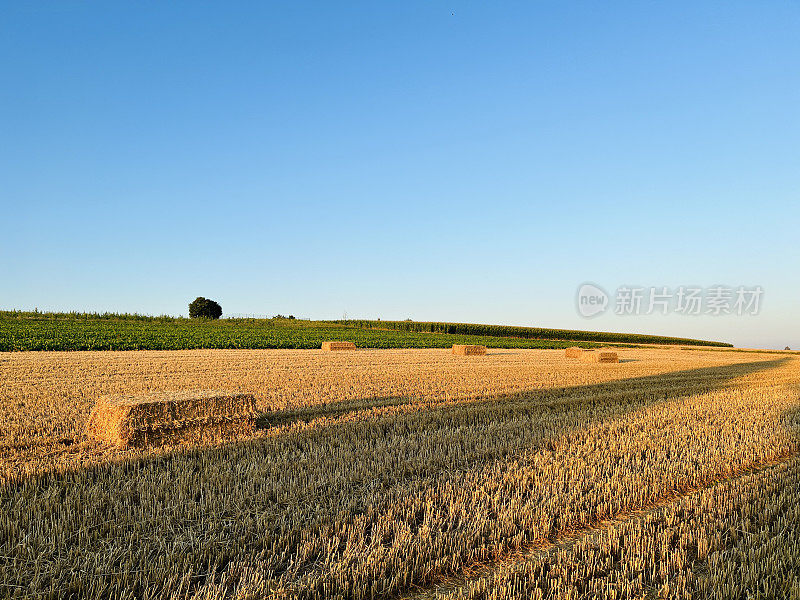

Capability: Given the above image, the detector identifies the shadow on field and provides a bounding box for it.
[255,357,788,431]
[781,383,800,438]
[1,357,792,600]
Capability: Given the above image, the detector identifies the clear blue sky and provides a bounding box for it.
[1,2,798,349]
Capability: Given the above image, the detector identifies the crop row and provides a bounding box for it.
[335,319,732,347]
[0,311,730,352]
[440,452,800,600]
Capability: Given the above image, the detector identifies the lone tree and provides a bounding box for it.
[786,346,792,351]
[189,297,222,319]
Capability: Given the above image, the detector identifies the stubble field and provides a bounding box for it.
[1,347,799,599]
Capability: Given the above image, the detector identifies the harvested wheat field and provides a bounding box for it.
[2,347,800,599]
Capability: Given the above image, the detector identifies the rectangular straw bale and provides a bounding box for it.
[452,344,487,356]
[321,341,357,351]
[579,350,619,363]
[565,347,584,358]
[596,350,619,363]
[85,390,257,448]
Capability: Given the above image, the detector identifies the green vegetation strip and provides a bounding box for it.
[0,311,729,352]
[336,319,731,347]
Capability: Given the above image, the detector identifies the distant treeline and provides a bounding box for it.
[333,320,733,347]
[1,310,179,322]
[0,310,299,322]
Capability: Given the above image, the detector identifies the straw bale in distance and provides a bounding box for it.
[565,347,584,358]
[321,341,357,351]
[452,344,487,356]
[579,350,619,363]
[85,390,257,448]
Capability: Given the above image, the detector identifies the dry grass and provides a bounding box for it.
[85,391,257,448]
[452,345,487,356]
[321,341,357,351]
[1,348,798,599]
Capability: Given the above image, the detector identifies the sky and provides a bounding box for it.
[1,1,798,349]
